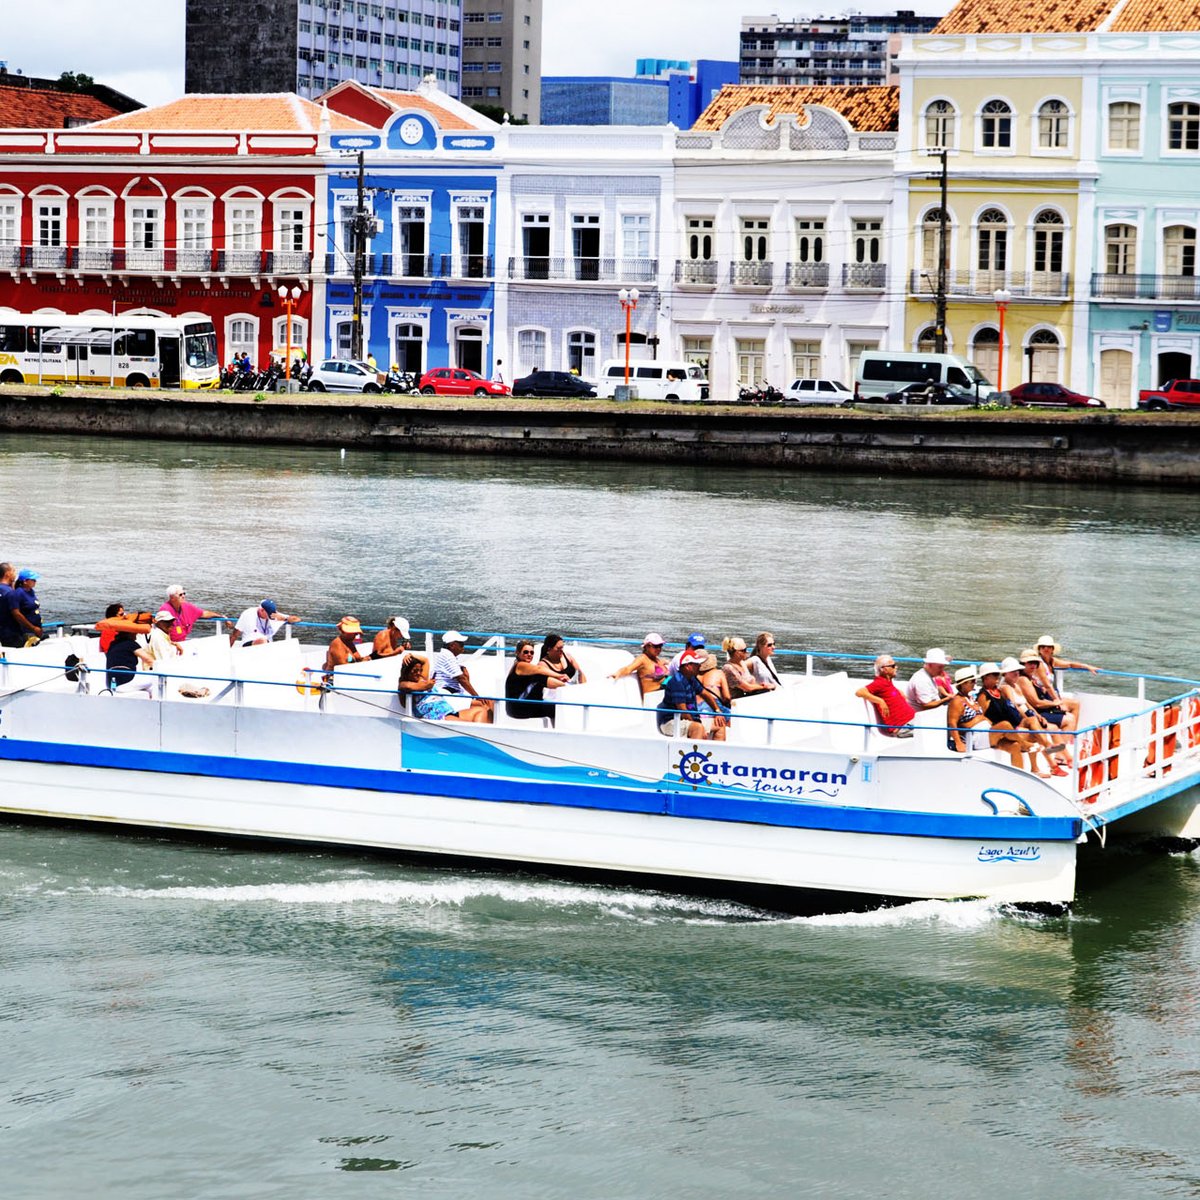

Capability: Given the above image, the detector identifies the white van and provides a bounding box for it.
[855,351,993,400]
[596,359,709,401]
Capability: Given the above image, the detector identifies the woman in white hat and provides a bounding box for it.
[946,666,991,754]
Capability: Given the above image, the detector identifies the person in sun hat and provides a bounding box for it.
[1016,646,1081,732]
[147,608,183,666]
[431,630,493,719]
[906,647,954,711]
[230,598,302,648]
[945,665,992,753]
[609,632,669,695]
[324,616,368,675]
[1035,634,1099,676]
[1000,656,1071,773]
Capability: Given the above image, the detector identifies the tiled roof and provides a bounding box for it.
[86,94,371,133]
[367,88,484,130]
[933,0,1112,33]
[692,85,898,133]
[1109,0,1200,31]
[0,84,121,128]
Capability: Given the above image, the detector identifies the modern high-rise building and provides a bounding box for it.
[740,11,940,87]
[184,0,464,99]
[460,0,542,123]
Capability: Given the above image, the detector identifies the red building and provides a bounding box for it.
[0,94,371,366]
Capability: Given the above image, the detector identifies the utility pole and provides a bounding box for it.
[351,151,367,361]
[932,149,949,353]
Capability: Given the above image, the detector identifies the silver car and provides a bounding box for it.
[305,359,381,393]
[784,378,853,405]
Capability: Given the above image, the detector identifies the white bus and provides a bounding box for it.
[595,359,710,401]
[0,309,220,389]
[855,350,992,400]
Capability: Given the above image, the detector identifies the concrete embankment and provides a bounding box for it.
[1,387,1198,486]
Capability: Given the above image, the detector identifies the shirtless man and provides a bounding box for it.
[324,617,369,675]
[372,615,415,660]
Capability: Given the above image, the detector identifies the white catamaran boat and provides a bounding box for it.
[1,627,1198,910]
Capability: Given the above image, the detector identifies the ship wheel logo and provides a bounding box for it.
[676,745,713,788]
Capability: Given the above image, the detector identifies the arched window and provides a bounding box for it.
[1029,329,1060,383]
[921,208,948,275]
[225,315,257,364]
[981,99,1012,149]
[1168,102,1200,152]
[1032,210,1065,292]
[1038,100,1069,149]
[971,327,1000,384]
[925,99,956,149]
[916,327,938,352]
[976,208,1008,288]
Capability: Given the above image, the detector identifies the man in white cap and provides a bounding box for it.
[372,615,415,661]
[432,631,493,718]
[906,648,953,711]
[147,609,183,666]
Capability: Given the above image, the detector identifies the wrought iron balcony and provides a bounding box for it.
[438,253,494,280]
[731,261,773,287]
[908,269,1070,299]
[1091,272,1200,301]
[785,262,830,289]
[674,260,718,287]
[843,262,886,289]
[507,256,657,283]
[6,245,312,278]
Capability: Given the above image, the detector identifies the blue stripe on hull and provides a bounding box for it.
[0,737,1083,843]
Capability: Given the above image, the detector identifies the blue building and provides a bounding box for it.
[541,60,738,127]
[320,82,501,377]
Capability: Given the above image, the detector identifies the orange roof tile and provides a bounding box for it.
[933,0,1113,34]
[692,85,898,133]
[1109,0,1200,30]
[86,94,371,133]
[0,84,121,129]
[368,88,482,130]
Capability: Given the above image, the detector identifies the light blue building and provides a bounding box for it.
[1089,35,1200,401]
[541,60,737,127]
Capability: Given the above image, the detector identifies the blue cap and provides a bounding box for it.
[260,599,277,615]
[686,632,705,648]
[16,569,37,582]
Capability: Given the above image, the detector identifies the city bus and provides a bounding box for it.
[0,309,220,389]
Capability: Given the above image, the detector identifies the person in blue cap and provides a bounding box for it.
[668,631,707,672]
[230,598,301,647]
[11,568,43,646]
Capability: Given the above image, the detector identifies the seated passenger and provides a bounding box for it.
[855,654,916,738]
[946,666,990,752]
[431,630,494,721]
[999,657,1070,772]
[657,649,719,739]
[906,648,953,711]
[721,636,773,699]
[745,631,781,690]
[698,653,732,742]
[96,603,152,653]
[975,662,1060,775]
[372,615,418,662]
[1016,646,1080,734]
[105,627,155,696]
[668,632,708,672]
[609,632,669,695]
[324,617,368,675]
[1036,634,1099,676]
[506,638,569,723]
[538,632,586,684]
[404,654,491,723]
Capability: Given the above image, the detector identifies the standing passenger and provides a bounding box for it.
[0,562,21,648]
[10,569,43,646]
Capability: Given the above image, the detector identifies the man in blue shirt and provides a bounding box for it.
[10,568,43,646]
[657,648,724,739]
[0,561,20,648]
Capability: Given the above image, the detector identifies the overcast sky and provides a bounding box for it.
[2,1,944,107]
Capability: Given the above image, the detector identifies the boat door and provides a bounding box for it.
[160,335,181,388]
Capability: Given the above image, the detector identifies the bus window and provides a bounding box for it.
[126,329,155,358]
[0,325,26,353]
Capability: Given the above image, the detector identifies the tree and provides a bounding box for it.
[469,103,528,126]
[57,71,95,93]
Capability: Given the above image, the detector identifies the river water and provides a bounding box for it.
[2,434,1200,1197]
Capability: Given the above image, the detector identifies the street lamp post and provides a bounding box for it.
[617,287,639,386]
[994,288,1012,392]
[279,284,301,389]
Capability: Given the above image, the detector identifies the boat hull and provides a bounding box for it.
[0,754,1079,906]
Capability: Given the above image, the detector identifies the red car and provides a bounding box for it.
[1137,379,1200,410]
[418,367,509,397]
[1008,382,1106,409]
